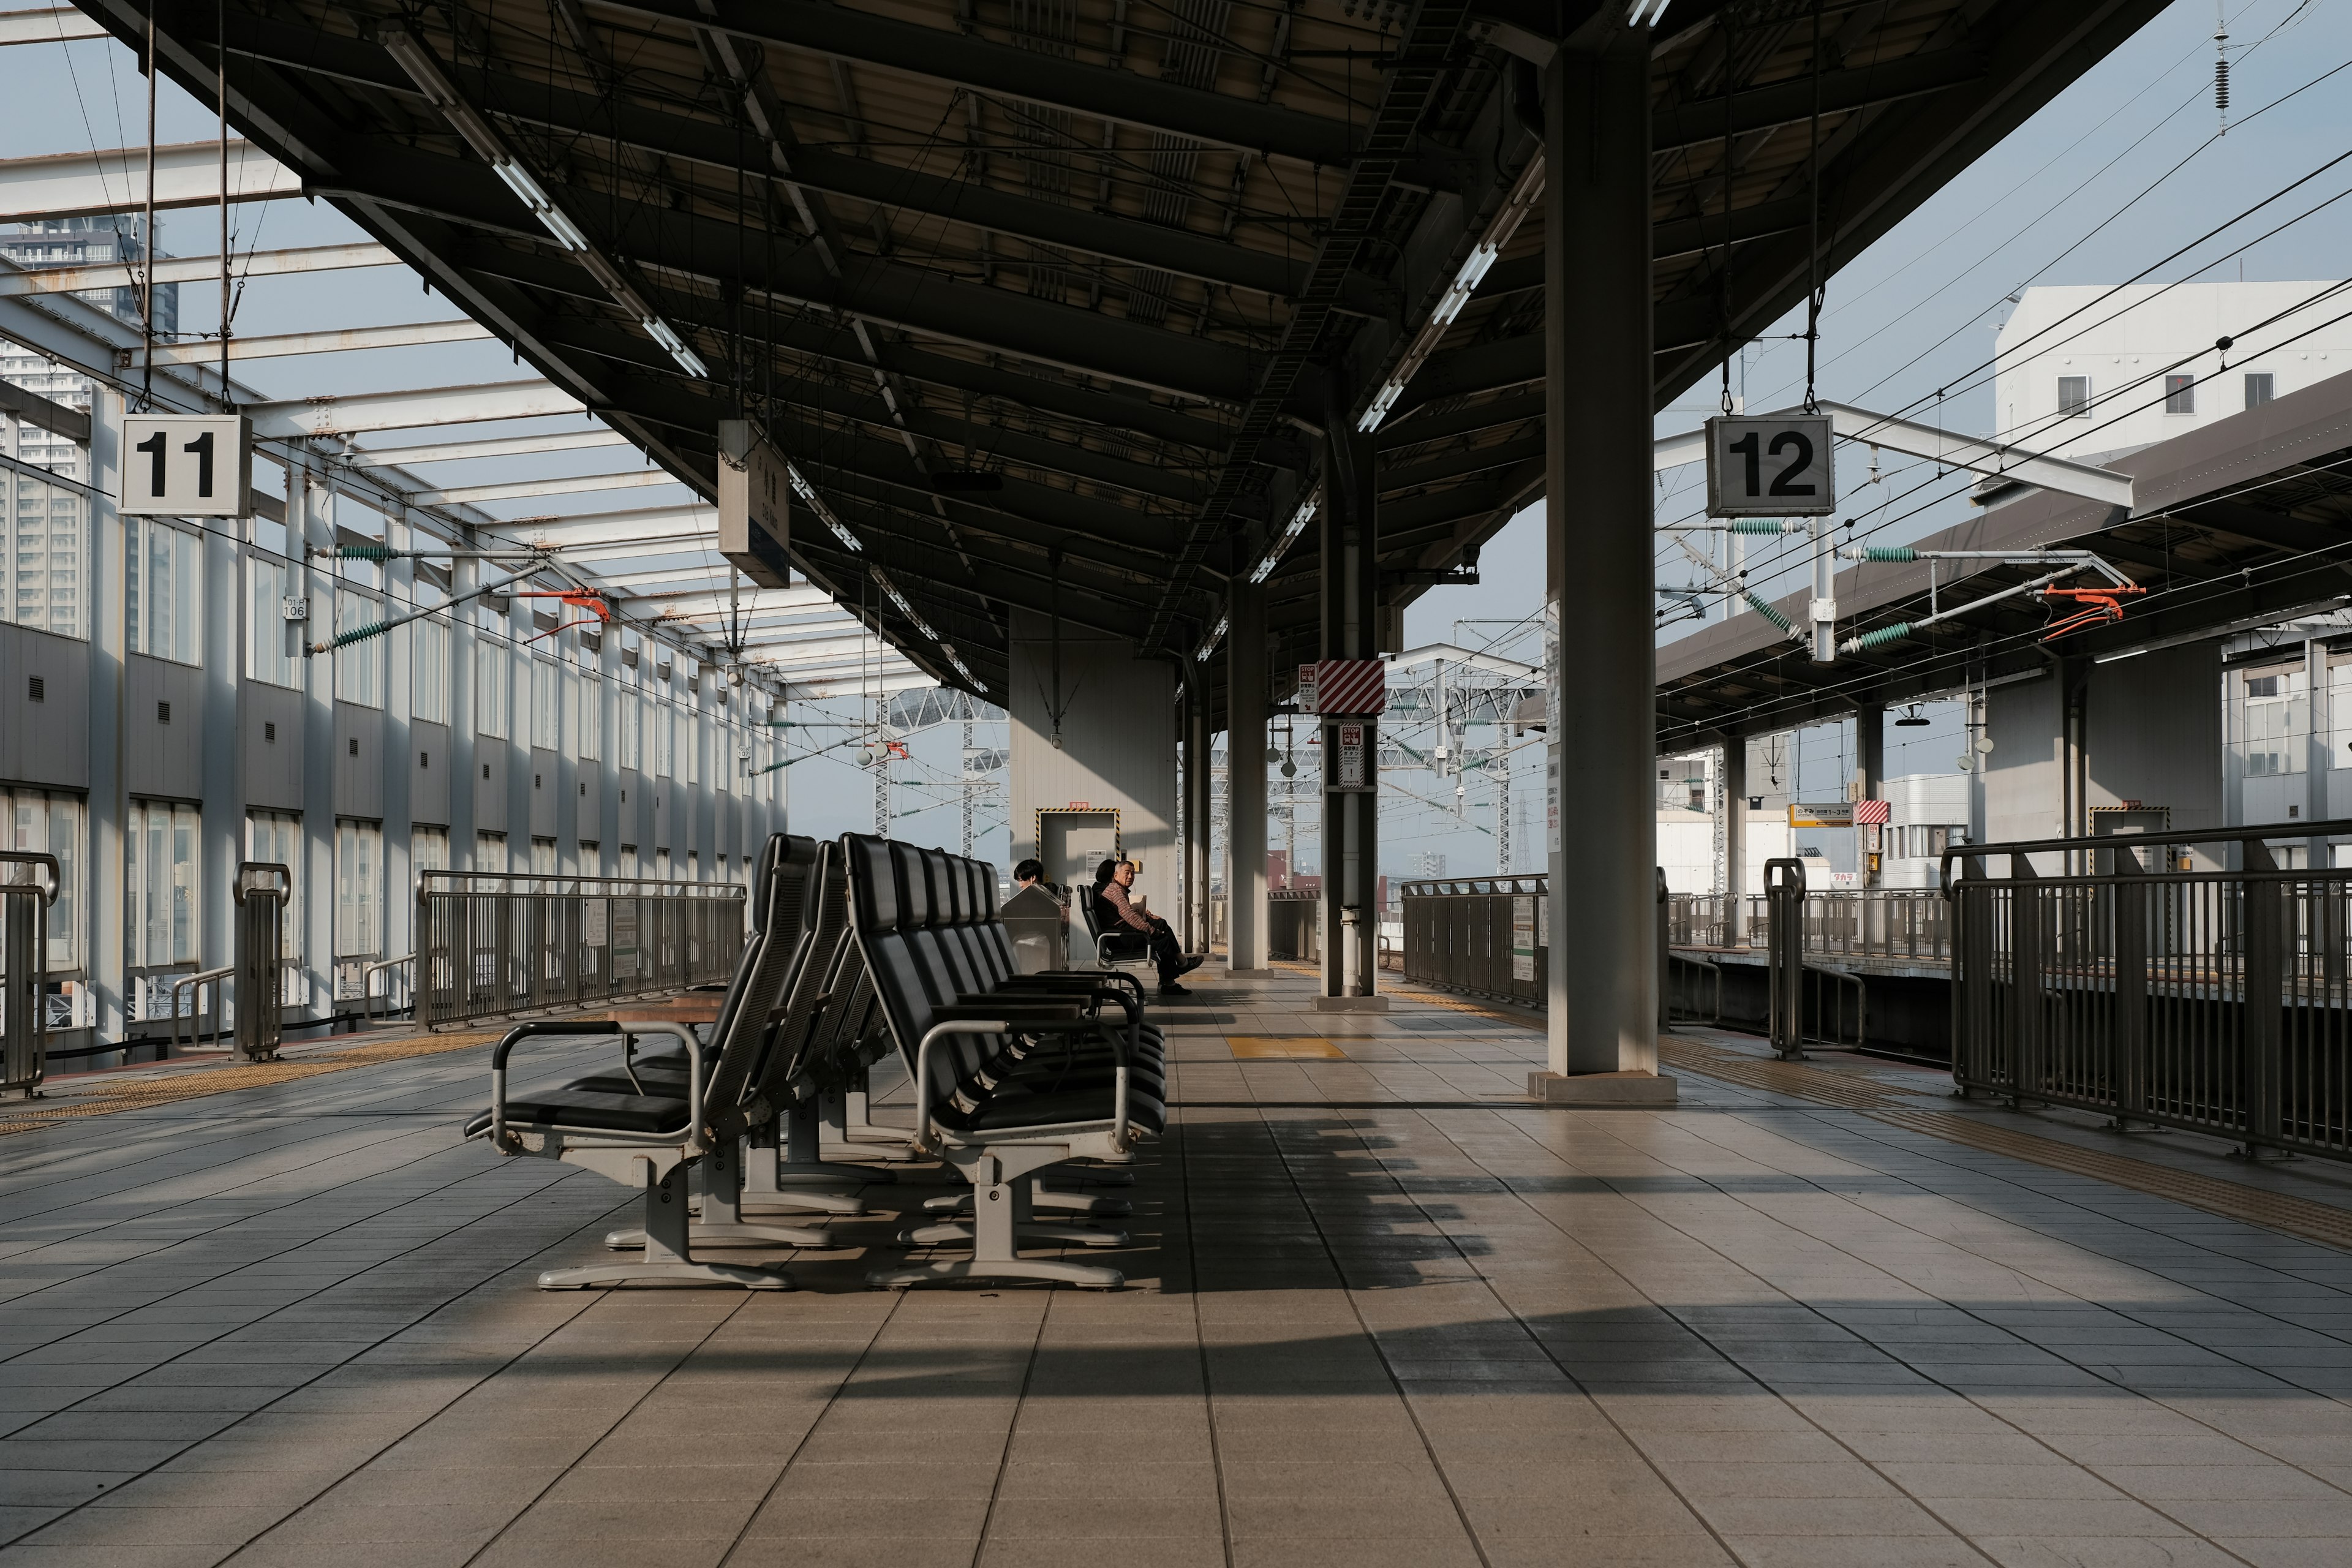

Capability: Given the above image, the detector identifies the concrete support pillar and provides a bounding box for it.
[1537,18,1669,1099]
[1855,705,1883,887]
[295,459,335,1024]
[1226,581,1268,974]
[1722,736,1746,942]
[88,391,126,1044]
[2307,637,2329,868]
[1319,417,1382,1009]
[1186,678,1211,952]
[382,510,415,984]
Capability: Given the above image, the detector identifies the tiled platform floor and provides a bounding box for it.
[9,970,2352,1566]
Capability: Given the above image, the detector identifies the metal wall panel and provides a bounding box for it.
[2087,643,2224,832]
[530,747,557,837]
[1006,609,1177,916]
[334,701,386,821]
[126,654,203,801]
[1984,673,2060,851]
[410,718,451,826]
[576,762,600,834]
[474,739,507,834]
[0,622,91,790]
[241,680,303,810]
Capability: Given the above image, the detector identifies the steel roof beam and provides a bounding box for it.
[216,13,1367,309]
[0,241,399,299]
[326,139,1260,407]
[588,0,1360,167]
[243,379,589,439]
[353,428,633,468]
[1651,46,1990,151]
[0,138,299,222]
[408,467,684,508]
[124,318,492,368]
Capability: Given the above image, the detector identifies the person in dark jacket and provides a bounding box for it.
[1090,858,1200,994]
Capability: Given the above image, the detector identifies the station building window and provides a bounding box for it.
[125,519,201,665]
[412,825,450,875]
[530,657,559,748]
[619,844,639,879]
[6,786,83,970]
[1,421,87,639]
[335,820,382,960]
[578,840,599,875]
[475,830,508,880]
[243,810,303,993]
[125,799,198,1018]
[2247,372,2275,409]
[247,558,300,688]
[2057,375,2090,418]
[474,611,510,739]
[532,837,558,877]
[412,599,450,725]
[2237,667,2307,777]
[2164,374,2196,415]
[335,594,384,707]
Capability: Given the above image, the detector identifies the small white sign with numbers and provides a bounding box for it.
[121,414,252,517]
[1705,413,1834,517]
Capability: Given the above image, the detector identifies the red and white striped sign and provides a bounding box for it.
[1853,799,1891,824]
[1303,658,1385,716]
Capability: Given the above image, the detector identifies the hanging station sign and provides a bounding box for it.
[1788,801,1855,829]
[119,413,251,517]
[1705,413,1835,518]
[717,418,791,588]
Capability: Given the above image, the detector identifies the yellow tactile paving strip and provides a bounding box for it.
[1376,976,2352,1254]
[1227,1036,1349,1060]
[0,1030,502,1137]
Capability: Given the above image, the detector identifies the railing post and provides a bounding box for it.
[2009,853,2043,1107]
[2242,839,2286,1154]
[2111,843,2149,1126]
[1765,858,1806,1059]
[1949,854,1990,1094]
[1656,868,1672,1034]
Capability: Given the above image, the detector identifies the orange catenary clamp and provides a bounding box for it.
[2040,581,2144,642]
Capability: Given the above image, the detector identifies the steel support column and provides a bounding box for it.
[1856,704,1883,887]
[1321,419,1381,1006]
[1186,677,1211,954]
[1542,22,1660,1084]
[1226,582,1269,974]
[1722,736,1746,943]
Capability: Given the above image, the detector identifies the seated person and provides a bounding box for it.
[1013,858,1055,898]
[1090,858,1202,995]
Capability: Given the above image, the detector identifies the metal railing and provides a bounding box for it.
[416,871,746,1030]
[1668,888,1951,963]
[1268,889,1320,962]
[1945,816,2352,1163]
[1399,875,1548,1006]
[362,954,413,1025]
[167,967,232,1057]
[1,853,58,1097]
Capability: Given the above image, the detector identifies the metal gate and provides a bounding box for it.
[233,863,292,1063]
[1,853,59,1096]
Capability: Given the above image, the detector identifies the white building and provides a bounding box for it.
[1994,281,2352,461]
[1876,772,1972,889]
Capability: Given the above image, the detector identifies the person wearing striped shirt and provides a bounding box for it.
[1090,858,1200,995]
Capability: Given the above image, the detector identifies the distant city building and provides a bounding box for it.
[1995,281,2352,462]
[0,219,176,639]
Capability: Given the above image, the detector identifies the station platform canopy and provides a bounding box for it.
[1657,367,2352,747]
[85,0,2168,703]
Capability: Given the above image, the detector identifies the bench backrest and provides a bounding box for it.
[698,835,818,1128]
[845,832,1003,1105]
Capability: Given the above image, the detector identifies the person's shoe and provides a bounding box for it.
[1158,982,1191,997]
[1179,955,1206,975]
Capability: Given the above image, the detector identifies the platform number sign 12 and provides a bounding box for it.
[120,414,252,518]
[1705,413,1834,518]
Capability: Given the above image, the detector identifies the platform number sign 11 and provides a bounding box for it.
[1705,413,1834,518]
[120,414,252,518]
